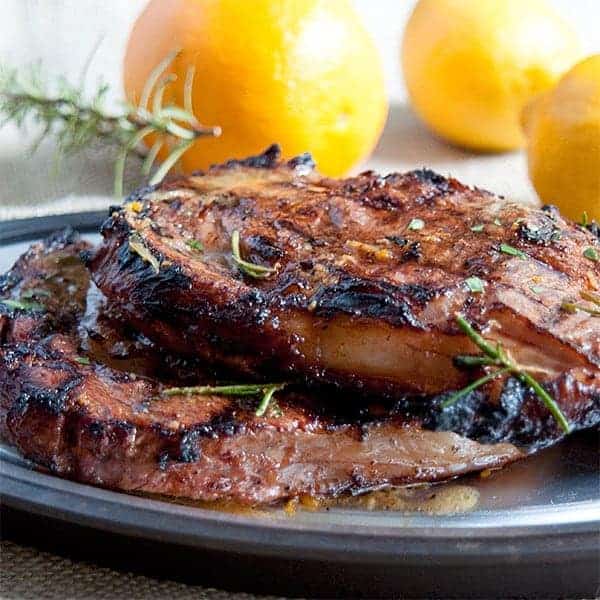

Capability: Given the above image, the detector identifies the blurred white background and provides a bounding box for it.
[0,1,598,218]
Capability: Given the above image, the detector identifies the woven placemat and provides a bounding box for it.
[0,540,275,600]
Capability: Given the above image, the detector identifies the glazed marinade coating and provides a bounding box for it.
[2,231,597,504]
[88,145,600,403]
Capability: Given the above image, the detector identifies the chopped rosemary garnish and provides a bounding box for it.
[0,298,44,312]
[454,355,495,368]
[562,302,600,317]
[254,384,282,417]
[129,233,160,273]
[443,367,512,407]
[161,382,287,417]
[465,276,485,294]
[470,224,484,233]
[0,52,221,197]
[407,218,425,231]
[560,302,578,314]
[583,247,599,262]
[581,290,600,305]
[75,356,91,365]
[444,314,570,433]
[561,291,600,317]
[185,239,204,252]
[20,288,51,299]
[581,211,589,227]
[231,230,276,279]
[529,285,544,295]
[499,243,527,260]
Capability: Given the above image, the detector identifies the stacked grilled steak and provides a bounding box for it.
[1,146,599,505]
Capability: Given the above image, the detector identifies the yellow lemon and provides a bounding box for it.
[124,0,388,176]
[522,55,600,222]
[401,0,580,151]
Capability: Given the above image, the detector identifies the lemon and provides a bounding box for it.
[401,0,580,151]
[522,55,600,222]
[123,0,388,176]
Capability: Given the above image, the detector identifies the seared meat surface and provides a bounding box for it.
[0,229,90,344]
[1,230,598,504]
[88,146,600,406]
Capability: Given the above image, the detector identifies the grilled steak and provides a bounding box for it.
[0,229,90,345]
[88,146,600,413]
[1,231,599,504]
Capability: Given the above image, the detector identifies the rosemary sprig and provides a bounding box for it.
[443,367,512,406]
[161,382,287,417]
[465,276,485,294]
[231,230,276,278]
[443,314,570,433]
[0,51,221,197]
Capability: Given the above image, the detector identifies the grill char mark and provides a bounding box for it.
[310,276,427,328]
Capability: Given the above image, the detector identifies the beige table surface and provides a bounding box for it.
[0,540,277,599]
[0,103,540,222]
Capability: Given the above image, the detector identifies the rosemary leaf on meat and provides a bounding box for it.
[583,247,599,262]
[561,290,600,317]
[499,243,528,260]
[465,276,485,294]
[231,230,276,278]
[20,288,51,299]
[0,51,221,197]
[161,382,288,417]
[185,239,204,253]
[561,302,600,317]
[581,291,600,305]
[0,297,44,312]
[407,218,425,231]
[128,233,160,273]
[443,367,512,406]
[443,314,570,433]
